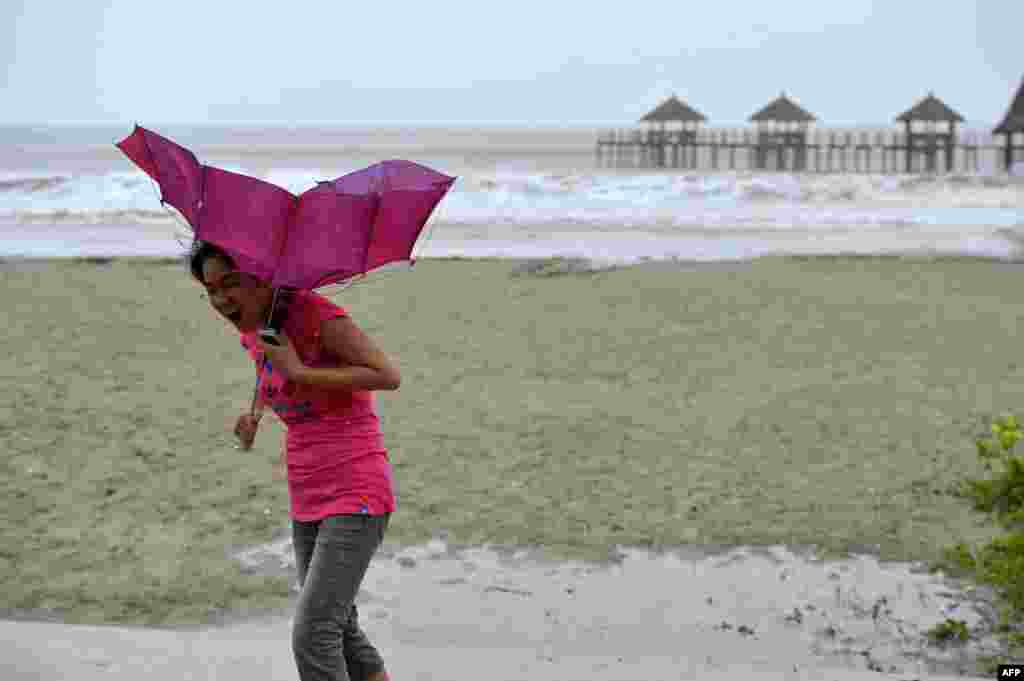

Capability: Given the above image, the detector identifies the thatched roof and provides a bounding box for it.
[640,95,707,123]
[895,92,964,123]
[749,93,815,123]
[995,78,1024,135]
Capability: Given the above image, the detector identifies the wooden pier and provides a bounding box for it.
[598,88,1024,174]
[595,127,1005,173]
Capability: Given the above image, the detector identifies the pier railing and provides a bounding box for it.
[595,128,1023,173]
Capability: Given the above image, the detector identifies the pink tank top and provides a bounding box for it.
[239,290,396,521]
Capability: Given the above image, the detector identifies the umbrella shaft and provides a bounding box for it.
[250,287,294,419]
[265,286,296,333]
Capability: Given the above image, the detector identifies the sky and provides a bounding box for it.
[2,0,1021,127]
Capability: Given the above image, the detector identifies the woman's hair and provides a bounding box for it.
[188,239,235,283]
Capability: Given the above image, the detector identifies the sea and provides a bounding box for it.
[2,124,1023,264]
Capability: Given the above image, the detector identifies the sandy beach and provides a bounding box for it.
[3,253,1024,678]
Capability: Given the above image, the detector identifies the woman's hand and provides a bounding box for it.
[234,412,261,451]
[255,331,306,383]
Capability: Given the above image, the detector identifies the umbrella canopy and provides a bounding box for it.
[116,125,456,290]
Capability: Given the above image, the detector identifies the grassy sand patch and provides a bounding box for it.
[2,253,1021,626]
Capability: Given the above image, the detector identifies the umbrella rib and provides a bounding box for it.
[198,164,206,232]
[138,129,164,207]
[278,195,300,283]
[361,192,376,276]
[311,269,363,290]
[262,194,299,291]
[259,195,299,329]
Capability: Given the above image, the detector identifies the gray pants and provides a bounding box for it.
[292,513,390,681]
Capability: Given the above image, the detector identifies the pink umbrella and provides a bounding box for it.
[116,123,456,319]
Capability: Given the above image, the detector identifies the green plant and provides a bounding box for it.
[938,541,976,575]
[925,618,969,645]
[965,415,1024,530]
[934,413,1024,672]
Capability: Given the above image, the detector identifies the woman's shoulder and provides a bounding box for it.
[303,290,349,323]
[282,290,350,358]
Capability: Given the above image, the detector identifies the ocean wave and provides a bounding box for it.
[2,203,1011,231]
[1,168,1020,229]
[462,171,1024,207]
[0,175,71,193]
[5,208,178,224]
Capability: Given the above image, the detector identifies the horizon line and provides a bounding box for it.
[0,119,1006,129]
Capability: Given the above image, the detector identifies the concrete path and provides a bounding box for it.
[3,540,1010,680]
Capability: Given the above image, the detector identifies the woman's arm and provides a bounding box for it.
[295,316,400,391]
[297,365,398,391]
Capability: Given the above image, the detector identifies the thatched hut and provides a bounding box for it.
[895,92,964,173]
[994,78,1024,172]
[638,95,707,168]
[640,95,707,129]
[748,92,816,171]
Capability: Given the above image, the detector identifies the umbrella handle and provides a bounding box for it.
[249,381,262,419]
[250,359,266,421]
[251,286,294,417]
[258,329,282,346]
[259,286,296,347]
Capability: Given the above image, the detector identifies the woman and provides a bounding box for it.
[190,239,397,681]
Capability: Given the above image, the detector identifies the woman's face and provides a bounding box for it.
[201,256,274,333]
